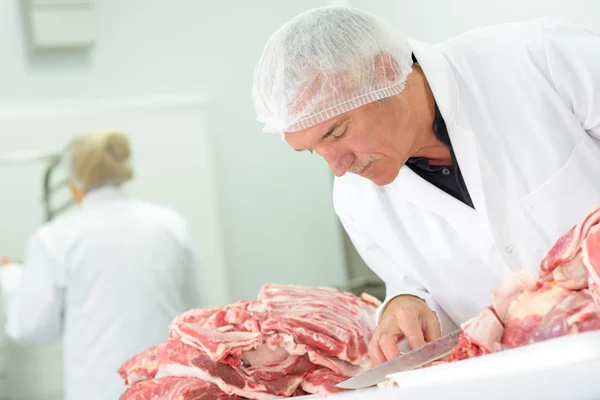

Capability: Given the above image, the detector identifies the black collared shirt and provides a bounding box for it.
[405,58,474,209]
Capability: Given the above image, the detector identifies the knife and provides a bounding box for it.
[336,328,462,389]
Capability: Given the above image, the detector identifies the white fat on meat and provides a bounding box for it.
[241,344,291,368]
[459,307,504,353]
[552,252,589,290]
[583,225,600,308]
[307,352,364,377]
[300,369,346,396]
[490,268,539,323]
[540,206,600,279]
[173,325,263,362]
[502,283,572,348]
[156,365,278,400]
[504,284,571,322]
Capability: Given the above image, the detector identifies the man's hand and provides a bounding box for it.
[368,294,441,367]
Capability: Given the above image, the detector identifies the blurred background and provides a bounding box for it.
[0,0,597,398]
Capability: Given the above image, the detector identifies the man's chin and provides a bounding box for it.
[367,168,400,187]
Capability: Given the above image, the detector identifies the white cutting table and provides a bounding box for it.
[309,331,600,400]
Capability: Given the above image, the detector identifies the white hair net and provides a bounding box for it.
[252,6,414,134]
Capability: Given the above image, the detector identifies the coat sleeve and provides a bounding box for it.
[540,17,600,140]
[336,209,457,335]
[1,233,65,346]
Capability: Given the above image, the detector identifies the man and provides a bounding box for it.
[252,6,600,366]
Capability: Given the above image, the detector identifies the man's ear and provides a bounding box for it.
[373,51,402,85]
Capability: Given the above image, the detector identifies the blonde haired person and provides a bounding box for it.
[0,132,205,400]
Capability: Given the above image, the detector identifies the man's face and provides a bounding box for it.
[284,94,420,186]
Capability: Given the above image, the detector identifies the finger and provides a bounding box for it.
[368,334,388,367]
[379,332,402,361]
[422,311,442,342]
[395,308,426,350]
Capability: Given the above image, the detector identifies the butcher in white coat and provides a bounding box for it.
[0,132,206,399]
[252,6,600,365]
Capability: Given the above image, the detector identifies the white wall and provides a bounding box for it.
[0,1,349,399]
[351,0,599,41]
[0,0,348,302]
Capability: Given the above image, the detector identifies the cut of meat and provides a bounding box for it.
[448,307,503,362]
[583,225,600,308]
[551,252,589,290]
[540,206,600,279]
[491,269,539,323]
[448,333,486,362]
[461,307,504,353]
[291,387,310,397]
[170,300,266,366]
[119,339,269,397]
[119,284,378,399]
[300,368,348,396]
[549,291,600,335]
[173,325,263,367]
[501,283,571,348]
[239,344,298,378]
[447,205,600,364]
[120,337,313,399]
[258,283,376,369]
[118,339,196,385]
[119,376,242,400]
[306,351,364,377]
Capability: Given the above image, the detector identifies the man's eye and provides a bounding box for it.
[333,127,348,140]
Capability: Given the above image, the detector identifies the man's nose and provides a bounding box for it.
[318,148,354,177]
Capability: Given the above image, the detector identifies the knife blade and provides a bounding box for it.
[336,328,462,389]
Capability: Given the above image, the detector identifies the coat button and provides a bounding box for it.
[505,246,514,254]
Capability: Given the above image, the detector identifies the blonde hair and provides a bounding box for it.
[66,131,133,192]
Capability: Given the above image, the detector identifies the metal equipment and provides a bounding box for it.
[0,149,75,222]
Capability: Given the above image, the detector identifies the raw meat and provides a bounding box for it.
[448,307,504,362]
[501,283,571,348]
[539,206,600,286]
[119,376,242,400]
[258,285,376,368]
[119,338,289,399]
[170,284,377,375]
[583,225,600,307]
[447,205,600,363]
[490,269,539,323]
[170,300,265,366]
[533,290,600,342]
[551,253,588,290]
[300,369,347,396]
[119,284,380,399]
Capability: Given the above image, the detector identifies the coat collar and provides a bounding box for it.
[82,185,129,207]
[383,39,490,224]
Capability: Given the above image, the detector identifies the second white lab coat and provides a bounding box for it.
[333,17,600,334]
[0,186,205,400]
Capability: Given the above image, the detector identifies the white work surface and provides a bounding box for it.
[331,360,600,400]
[318,331,600,400]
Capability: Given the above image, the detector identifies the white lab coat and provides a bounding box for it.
[0,186,205,400]
[333,17,600,334]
